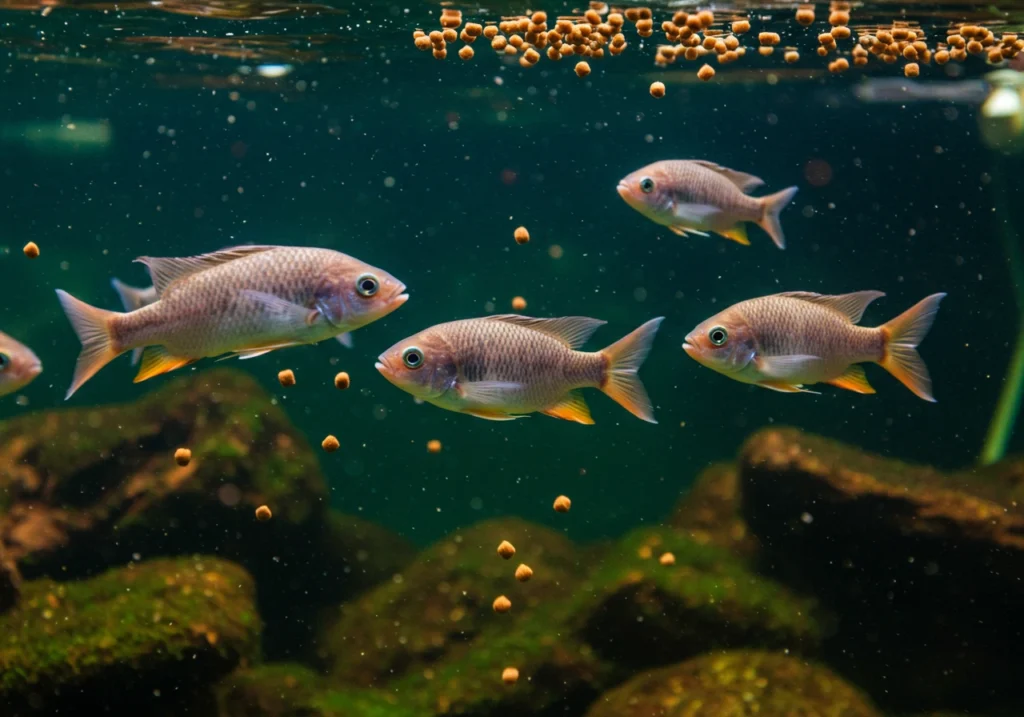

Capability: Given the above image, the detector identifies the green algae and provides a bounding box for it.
[0,557,260,701]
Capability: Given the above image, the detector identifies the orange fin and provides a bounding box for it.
[461,408,526,421]
[759,380,820,394]
[599,317,664,423]
[827,365,876,394]
[56,289,125,400]
[879,292,946,402]
[717,224,751,246]
[541,392,595,424]
[134,346,195,383]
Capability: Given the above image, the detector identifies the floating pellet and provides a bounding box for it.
[724,35,740,50]
[497,540,516,559]
[732,19,750,34]
[816,46,828,56]
[967,40,983,54]
[413,29,425,39]
[514,226,530,244]
[483,25,498,39]
[904,62,920,77]
[491,36,507,50]
[465,22,482,37]
[502,667,520,684]
[533,10,547,24]
[649,81,666,98]
[697,63,715,80]
[759,46,774,56]
[934,49,950,64]
[818,32,836,46]
[988,47,1004,63]
[950,47,967,61]
[523,47,540,64]
[877,30,894,44]
[718,49,738,63]
[702,35,717,50]
[515,564,533,582]
[947,34,964,48]
[759,32,781,46]
[548,46,562,60]
[432,48,447,59]
[796,7,815,25]
[585,8,601,24]
[427,439,442,454]
[829,57,849,72]
[459,29,473,43]
[607,12,623,26]
[174,448,192,466]
[322,435,340,452]
[903,45,918,61]
[784,49,799,62]
[511,296,527,310]
[23,242,39,259]
[892,27,909,41]
[255,505,272,521]
[277,369,296,387]
[492,595,512,613]
[561,43,575,56]
[334,371,350,390]
[440,15,461,30]
[697,9,713,27]
[574,60,591,77]
[831,25,851,40]
[828,10,850,26]
[414,35,432,50]
[509,33,524,48]
[659,552,676,566]
[553,495,572,512]
[442,28,457,43]
[636,19,653,37]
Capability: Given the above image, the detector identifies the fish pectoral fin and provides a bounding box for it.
[717,225,751,246]
[827,365,876,394]
[754,354,824,380]
[336,332,354,348]
[759,380,821,395]
[218,341,303,361]
[668,224,710,238]
[134,346,195,383]
[461,408,527,421]
[541,391,595,424]
[457,380,524,403]
[239,290,318,329]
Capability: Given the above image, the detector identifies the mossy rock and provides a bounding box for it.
[324,517,584,687]
[570,527,821,669]
[669,462,758,559]
[584,650,880,716]
[0,541,19,613]
[0,556,260,713]
[216,663,426,717]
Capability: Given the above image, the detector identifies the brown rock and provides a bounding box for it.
[0,540,20,613]
[670,462,759,558]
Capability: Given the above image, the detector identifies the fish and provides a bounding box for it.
[110,276,355,366]
[682,290,946,401]
[616,159,799,249]
[57,244,408,399]
[375,314,664,424]
[0,330,43,397]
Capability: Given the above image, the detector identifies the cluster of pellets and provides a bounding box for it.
[414,2,1024,90]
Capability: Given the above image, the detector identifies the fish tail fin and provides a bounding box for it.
[56,289,124,400]
[598,317,664,423]
[757,186,799,250]
[878,292,947,402]
[110,278,149,313]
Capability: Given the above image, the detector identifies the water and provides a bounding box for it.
[2,1,1024,715]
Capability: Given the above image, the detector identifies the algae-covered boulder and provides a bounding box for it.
[324,517,584,686]
[669,462,759,559]
[216,663,426,717]
[739,426,1024,711]
[0,541,19,613]
[585,650,880,717]
[571,527,821,669]
[0,556,260,713]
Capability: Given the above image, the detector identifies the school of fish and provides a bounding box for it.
[0,158,945,424]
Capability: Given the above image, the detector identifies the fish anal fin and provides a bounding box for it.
[134,346,195,383]
[759,380,820,395]
[718,225,750,246]
[690,160,766,192]
[776,291,886,324]
[483,316,607,349]
[135,244,277,296]
[541,391,595,424]
[827,365,876,394]
[668,224,710,238]
[461,408,526,421]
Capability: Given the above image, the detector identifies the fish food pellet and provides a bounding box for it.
[511,296,527,310]
[758,46,774,56]
[697,63,715,80]
[553,495,571,512]
[796,6,815,25]
[831,25,851,40]
[174,448,192,467]
[828,10,850,26]
[492,595,512,613]
[502,667,520,684]
[334,371,351,390]
[732,19,750,34]
[904,62,920,77]
[514,226,530,244]
[427,439,442,454]
[255,505,272,521]
[497,540,516,559]
[483,25,498,39]
[784,49,800,62]
[659,552,676,565]
[277,369,296,387]
[574,60,591,77]
[515,563,533,582]
[414,35,432,51]
[322,435,340,452]
[23,242,39,259]
[442,28,457,43]
[759,32,780,46]
[458,45,474,60]
[432,48,447,60]
[649,81,666,98]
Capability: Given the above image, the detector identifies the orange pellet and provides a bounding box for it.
[491,36,507,50]
[904,62,920,77]
[514,226,530,244]
[465,22,482,37]
[759,46,775,56]
[321,435,340,453]
[636,18,653,37]
[255,505,272,521]
[432,48,447,60]
[553,495,571,512]
[585,8,601,24]
[903,45,918,60]
[784,49,799,62]
[828,10,850,26]
[492,595,512,613]
[442,28,457,43]
[574,60,591,77]
[414,35,432,51]
[515,563,533,582]
[732,19,750,34]
[935,49,950,64]
[649,81,666,98]
[483,25,498,39]
[532,10,547,24]
[659,552,676,566]
[831,25,851,40]
[624,7,640,22]
[22,242,39,259]
[502,667,520,684]
[817,46,828,56]
[724,35,740,50]
[968,40,983,54]
[608,12,624,26]
[818,32,836,46]
[697,9,713,27]
[174,448,192,466]
[697,63,715,80]
[759,32,781,46]
[511,296,527,311]
[440,15,461,29]
[547,45,562,60]
[427,439,442,454]
[497,540,516,559]
[334,371,350,390]
[989,47,1004,62]
[509,33,524,48]
[829,57,849,72]
[277,369,296,387]
[523,47,540,64]
[796,7,815,25]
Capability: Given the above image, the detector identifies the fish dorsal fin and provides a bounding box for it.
[690,160,765,193]
[775,291,886,324]
[485,315,607,349]
[135,244,278,297]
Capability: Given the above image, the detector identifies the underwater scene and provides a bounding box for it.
[3,0,1024,714]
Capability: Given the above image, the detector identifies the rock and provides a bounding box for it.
[669,462,759,559]
[739,426,1024,712]
[324,517,585,687]
[571,527,821,669]
[585,650,881,717]
[0,541,20,613]
[0,556,260,713]
[216,663,425,717]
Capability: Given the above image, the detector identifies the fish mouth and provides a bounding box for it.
[616,182,630,199]
[389,282,409,308]
[28,361,43,377]
[374,357,392,377]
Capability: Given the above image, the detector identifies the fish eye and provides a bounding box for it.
[356,273,380,297]
[0,353,8,371]
[639,176,655,194]
[708,326,729,346]
[402,346,424,369]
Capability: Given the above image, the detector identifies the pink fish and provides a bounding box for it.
[0,331,42,397]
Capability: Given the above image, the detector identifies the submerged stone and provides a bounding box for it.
[0,557,260,713]
[669,461,759,559]
[585,650,880,717]
[0,540,19,613]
